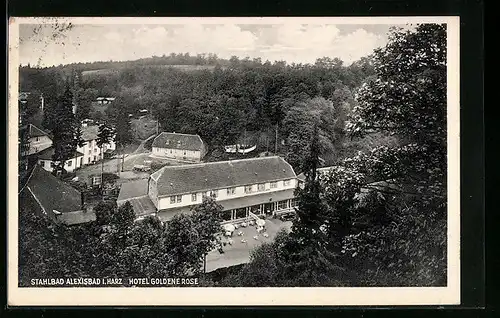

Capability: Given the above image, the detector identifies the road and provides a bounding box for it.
[75,135,155,182]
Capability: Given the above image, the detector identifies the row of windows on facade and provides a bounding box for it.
[163,149,189,155]
[88,148,100,154]
[40,156,98,168]
[168,179,292,204]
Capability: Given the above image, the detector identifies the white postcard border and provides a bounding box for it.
[8,16,460,306]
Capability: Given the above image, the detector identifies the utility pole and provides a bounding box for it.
[274,123,278,154]
[121,143,125,172]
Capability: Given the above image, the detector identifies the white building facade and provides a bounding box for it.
[151,132,206,162]
[147,156,299,223]
[37,147,84,173]
[77,124,116,164]
[21,124,53,156]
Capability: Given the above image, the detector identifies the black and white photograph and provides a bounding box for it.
[8,17,460,306]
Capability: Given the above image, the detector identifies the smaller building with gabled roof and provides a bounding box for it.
[36,146,84,173]
[19,165,96,226]
[151,132,206,162]
[20,124,52,156]
[77,124,116,165]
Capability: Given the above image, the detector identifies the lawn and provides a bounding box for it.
[131,117,158,140]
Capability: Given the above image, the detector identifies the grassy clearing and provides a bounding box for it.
[131,117,157,140]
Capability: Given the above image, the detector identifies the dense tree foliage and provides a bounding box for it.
[49,86,83,174]
[220,24,447,287]
[20,53,377,170]
[18,197,223,285]
[18,24,446,287]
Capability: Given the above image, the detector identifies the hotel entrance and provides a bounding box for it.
[263,202,275,216]
[249,204,262,216]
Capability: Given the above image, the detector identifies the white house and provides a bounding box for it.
[20,124,52,156]
[146,156,299,222]
[37,146,84,173]
[151,132,206,162]
[77,124,116,165]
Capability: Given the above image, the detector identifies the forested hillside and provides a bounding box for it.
[19,53,392,171]
[18,24,448,287]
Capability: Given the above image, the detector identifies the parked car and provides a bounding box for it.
[133,164,151,172]
[280,213,295,222]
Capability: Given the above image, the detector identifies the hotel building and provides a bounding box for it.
[118,156,300,223]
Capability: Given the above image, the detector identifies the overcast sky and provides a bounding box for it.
[18,23,405,67]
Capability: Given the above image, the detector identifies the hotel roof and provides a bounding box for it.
[152,132,204,151]
[150,156,297,197]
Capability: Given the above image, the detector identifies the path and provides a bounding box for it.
[133,134,155,154]
[75,134,156,181]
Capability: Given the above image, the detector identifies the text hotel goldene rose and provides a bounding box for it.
[30,277,199,287]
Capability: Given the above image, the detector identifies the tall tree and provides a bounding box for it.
[281,125,341,286]
[97,122,115,192]
[51,85,82,175]
[333,23,448,285]
[190,197,224,273]
[163,214,201,276]
[115,111,133,147]
[18,100,31,174]
[291,124,326,243]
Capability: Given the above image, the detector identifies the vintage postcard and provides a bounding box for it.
[8,16,460,306]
